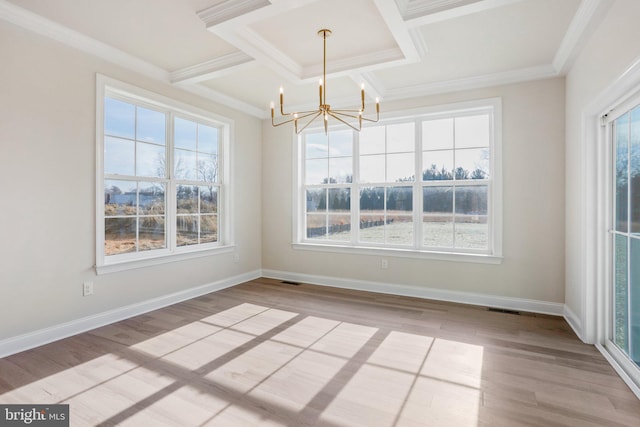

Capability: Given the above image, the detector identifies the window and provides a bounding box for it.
[295,99,502,262]
[96,76,232,273]
[610,102,640,368]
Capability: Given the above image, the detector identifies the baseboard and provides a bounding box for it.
[261,269,564,316]
[0,270,261,359]
[563,304,584,341]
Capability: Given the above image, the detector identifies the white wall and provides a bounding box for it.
[262,78,566,306]
[565,0,640,341]
[0,21,262,341]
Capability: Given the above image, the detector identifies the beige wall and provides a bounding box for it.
[565,0,640,337]
[262,78,566,304]
[0,21,262,340]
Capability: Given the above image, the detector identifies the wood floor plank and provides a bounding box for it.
[0,278,638,426]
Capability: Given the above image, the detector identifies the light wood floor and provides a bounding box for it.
[1,278,639,426]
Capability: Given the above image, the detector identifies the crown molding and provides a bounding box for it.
[170,51,255,84]
[403,0,524,26]
[176,82,267,118]
[197,0,271,28]
[552,0,614,74]
[302,48,406,81]
[385,64,558,100]
[398,0,482,21]
[0,0,169,82]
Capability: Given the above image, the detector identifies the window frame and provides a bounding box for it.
[293,98,503,264]
[96,74,234,274]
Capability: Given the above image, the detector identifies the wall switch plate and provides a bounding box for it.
[381,259,388,269]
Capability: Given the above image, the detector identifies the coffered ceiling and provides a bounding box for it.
[1,0,611,118]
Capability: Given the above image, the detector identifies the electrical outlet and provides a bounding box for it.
[83,281,94,296]
[381,259,388,269]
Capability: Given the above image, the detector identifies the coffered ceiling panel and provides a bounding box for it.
[2,0,606,118]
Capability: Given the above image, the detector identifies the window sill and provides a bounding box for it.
[292,243,503,264]
[96,245,235,275]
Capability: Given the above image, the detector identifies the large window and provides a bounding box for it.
[296,99,502,262]
[97,76,231,273]
[610,103,640,368]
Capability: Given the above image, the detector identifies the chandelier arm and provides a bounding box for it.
[272,116,298,127]
[327,111,361,132]
[295,111,324,134]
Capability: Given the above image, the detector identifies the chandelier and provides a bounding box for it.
[270,29,380,134]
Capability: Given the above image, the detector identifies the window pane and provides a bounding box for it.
[175,117,197,151]
[139,183,165,215]
[615,113,630,232]
[329,157,352,184]
[198,153,218,183]
[329,130,353,157]
[387,186,413,212]
[423,216,453,248]
[177,185,198,214]
[387,123,414,153]
[104,180,137,216]
[306,133,328,159]
[198,124,218,154]
[360,187,384,212]
[387,153,415,182]
[630,238,640,365]
[105,217,136,255]
[424,187,453,214]
[137,107,165,144]
[328,188,350,212]
[328,215,350,241]
[360,154,385,183]
[455,186,488,215]
[423,118,453,150]
[177,215,198,246]
[360,125,385,155]
[359,215,385,243]
[614,234,629,353]
[137,142,165,178]
[631,108,640,235]
[307,214,326,239]
[139,216,165,252]
[104,136,134,176]
[307,189,326,212]
[387,216,413,245]
[105,98,135,139]
[455,148,490,180]
[455,115,490,148]
[455,217,488,249]
[200,214,218,244]
[306,158,328,185]
[175,149,197,180]
[200,186,218,214]
[455,186,489,249]
[422,151,453,181]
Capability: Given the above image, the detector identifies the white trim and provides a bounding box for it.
[196,0,271,27]
[402,0,525,26]
[552,0,614,74]
[170,52,255,84]
[563,303,583,341]
[596,343,640,400]
[0,0,168,82]
[292,243,502,265]
[0,270,261,359]
[385,65,558,100]
[262,269,564,316]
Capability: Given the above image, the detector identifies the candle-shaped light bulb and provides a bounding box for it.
[375,97,380,113]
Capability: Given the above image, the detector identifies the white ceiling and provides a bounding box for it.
[1,0,605,118]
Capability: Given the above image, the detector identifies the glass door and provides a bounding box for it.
[611,105,640,367]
